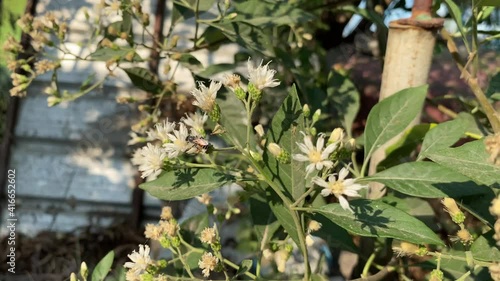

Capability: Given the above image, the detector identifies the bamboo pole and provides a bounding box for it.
[367,1,444,199]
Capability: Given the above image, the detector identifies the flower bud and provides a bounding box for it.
[248,83,261,102]
[302,104,310,117]
[268,143,290,164]
[429,269,444,281]
[312,109,321,123]
[442,198,465,225]
[209,104,221,122]
[80,262,88,279]
[254,124,264,138]
[308,220,322,232]
[490,195,500,217]
[70,272,78,281]
[329,128,345,144]
[455,229,473,245]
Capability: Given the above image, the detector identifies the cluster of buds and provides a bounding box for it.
[262,243,294,273]
[268,143,291,164]
[144,206,181,248]
[441,198,474,245]
[392,241,428,257]
[328,128,356,160]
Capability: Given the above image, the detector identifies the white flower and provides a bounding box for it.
[181,112,207,136]
[131,143,167,180]
[124,244,152,276]
[147,119,175,143]
[191,81,221,112]
[247,59,280,90]
[163,123,197,158]
[293,132,338,175]
[312,166,367,213]
[198,252,219,277]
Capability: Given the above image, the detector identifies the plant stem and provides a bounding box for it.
[223,259,258,279]
[362,252,377,278]
[291,185,316,207]
[441,29,500,133]
[172,246,195,278]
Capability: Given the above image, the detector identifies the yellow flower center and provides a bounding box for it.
[329,181,345,196]
[308,150,322,163]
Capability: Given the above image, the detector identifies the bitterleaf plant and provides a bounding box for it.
[126,56,499,280]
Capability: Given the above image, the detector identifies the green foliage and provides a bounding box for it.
[364,85,428,162]
[311,200,444,246]
[91,251,115,281]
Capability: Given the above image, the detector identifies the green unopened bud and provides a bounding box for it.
[156,259,167,268]
[159,236,170,248]
[171,236,181,247]
[429,269,444,281]
[235,87,246,100]
[310,127,317,136]
[248,83,261,102]
[70,272,78,281]
[140,272,154,281]
[345,138,356,150]
[247,149,262,162]
[329,128,345,144]
[141,13,150,26]
[80,262,88,279]
[209,104,221,122]
[312,109,321,123]
[284,244,294,253]
[268,143,290,164]
[303,104,310,117]
[442,198,466,225]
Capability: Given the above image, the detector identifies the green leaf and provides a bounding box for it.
[234,259,253,278]
[174,53,203,72]
[122,67,163,94]
[197,63,235,79]
[325,70,360,137]
[140,169,235,200]
[362,162,490,198]
[364,85,428,162]
[426,140,500,187]
[233,1,314,27]
[312,213,358,253]
[250,195,280,245]
[443,0,467,44]
[459,189,497,227]
[207,22,274,56]
[267,189,301,247]
[380,124,432,169]
[262,85,306,200]
[418,118,467,160]
[471,231,500,262]
[312,200,444,245]
[171,0,216,26]
[90,48,143,62]
[217,91,256,149]
[91,251,114,281]
[181,212,209,234]
[186,251,203,269]
[311,274,329,281]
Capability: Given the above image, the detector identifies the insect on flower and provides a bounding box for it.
[186,135,210,152]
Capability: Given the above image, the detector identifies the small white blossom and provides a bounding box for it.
[293,132,338,175]
[182,112,207,136]
[198,252,218,277]
[148,119,175,143]
[191,81,221,112]
[124,244,152,276]
[313,166,367,213]
[163,123,197,158]
[247,59,280,90]
[131,143,167,180]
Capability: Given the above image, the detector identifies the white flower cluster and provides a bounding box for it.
[131,113,208,181]
[293,131,367,213]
